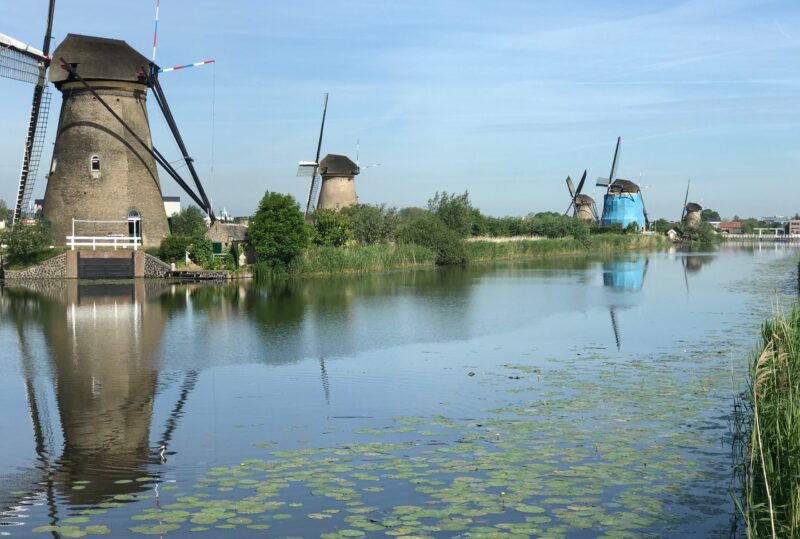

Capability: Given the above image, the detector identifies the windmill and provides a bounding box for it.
[0,0,56,225]
[1,1,216,247]
[37,34,216,247]
[596,137,649,230]
[679,180,703,229]
[297,93,329,218]
[564,170,598,222]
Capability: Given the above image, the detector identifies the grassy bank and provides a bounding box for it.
[252,244,437,279]
[465,233,666,262]
[3,248,66,271]
[741,307,800,538]
[250,234,666,280]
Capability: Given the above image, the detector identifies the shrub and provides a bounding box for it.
[249,191,309,267]
[158,234,192,263]
[395,212,467,265]
[312,209,351,247]
[4,221,52,264]
[428,191,474,238]
[341,204,398,244]
[169,205,208,236]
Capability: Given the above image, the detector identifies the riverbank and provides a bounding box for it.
[740,306,800,538]
[255,233,667,279]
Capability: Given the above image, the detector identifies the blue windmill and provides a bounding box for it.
[596,137,649,231]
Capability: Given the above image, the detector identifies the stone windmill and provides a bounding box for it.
[564,170,598,222]
[297,94,362,215]
[596,137,649,231]
[1,4,215,248]
[680,180,702,229]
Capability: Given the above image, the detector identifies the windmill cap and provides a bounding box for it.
[685,202,702,212]
[49,34,153,85]
[319,154,359,176]
[608,179,640,193]
[574,194,595,204]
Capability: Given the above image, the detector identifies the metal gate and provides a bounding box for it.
[77,254,134,279]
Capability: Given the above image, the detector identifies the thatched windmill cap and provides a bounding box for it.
[49,34,152,85]
[685,202,702,212]
[608,179,640,194]
[575,193,595,204]
[319,154,359,176]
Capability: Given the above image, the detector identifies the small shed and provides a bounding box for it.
[205,222,250,264]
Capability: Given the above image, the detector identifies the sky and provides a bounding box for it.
[1,0,798,220]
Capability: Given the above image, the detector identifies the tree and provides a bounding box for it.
[428,191,474,238]
[341,204,398,244]
[312,209,351,247]
[395,212,467,265]
[0,199,9,223]
[170,205,208,236]
[248,192,309,267]
[701,209,721,222]
[4,221,52,263]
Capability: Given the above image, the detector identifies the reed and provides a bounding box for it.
[288,244,436,277]
[465,234,665,262]
[741,307,800,538]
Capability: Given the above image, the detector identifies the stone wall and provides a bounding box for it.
[3,253,68,280]
[144,253,172,278]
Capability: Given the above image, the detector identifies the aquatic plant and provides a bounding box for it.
[741,307,800,538]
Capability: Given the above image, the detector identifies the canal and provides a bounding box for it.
[0,245,797,538]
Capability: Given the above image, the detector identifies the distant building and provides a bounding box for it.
[763,216,791,226]
[786,220,800,236]
[718,221,742,234]
[163,196,181,218]
[205,222,251,264]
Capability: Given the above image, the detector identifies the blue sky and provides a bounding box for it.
[1,0,798,219]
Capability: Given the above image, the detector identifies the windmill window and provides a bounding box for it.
[90,155,100,171]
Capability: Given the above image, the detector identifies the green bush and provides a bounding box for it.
[169,205,208,236]
[312,209,351,247]
[3,221,53,264]
[428,191,474,238]
[341,204,398,244]
[249,191,309,267]
[158,235,192,263]
[395,212,467,265]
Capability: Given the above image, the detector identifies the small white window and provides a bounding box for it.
[90,155,100,171]
[50,158,57,174]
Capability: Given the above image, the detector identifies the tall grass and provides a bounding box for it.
[465,234,665,262]
[288,244,436,277]
[741,307,800,538]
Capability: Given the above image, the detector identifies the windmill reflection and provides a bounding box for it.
[0,281,192,525]
[602,256,648,350]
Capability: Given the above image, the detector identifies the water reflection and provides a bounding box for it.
[1,282,172,522]
[602,256,648,350]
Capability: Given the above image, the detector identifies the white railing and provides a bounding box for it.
[68,218,140,250]
[66,235,141,251]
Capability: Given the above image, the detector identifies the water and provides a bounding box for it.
[0,245,797,538]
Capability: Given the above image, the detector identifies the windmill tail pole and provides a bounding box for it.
[152,0,159,63]
[159,59,215,73]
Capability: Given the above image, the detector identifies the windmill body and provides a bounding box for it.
[43,34,169,247]
[683,202,702,229]
[317,154,360,210]
[600,180,647,230]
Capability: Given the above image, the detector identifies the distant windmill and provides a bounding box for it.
[297,95,362,213]
[0,0,56,225]
[564,170,598,222]
[679,180,702,229]
[596,137,649,230]
[297,93,329,218]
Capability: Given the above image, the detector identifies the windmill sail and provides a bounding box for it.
[0,0,57,224]
[302,93,328,217]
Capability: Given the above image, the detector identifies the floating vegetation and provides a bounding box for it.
[27,347,743,538]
